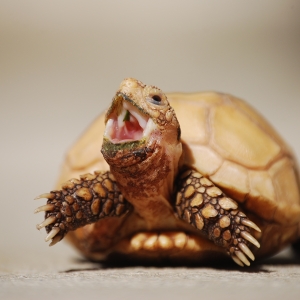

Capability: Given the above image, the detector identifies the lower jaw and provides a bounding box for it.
[101,137,154,168]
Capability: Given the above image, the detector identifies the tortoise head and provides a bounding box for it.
[102,78,181,168]
[101,78,182,202]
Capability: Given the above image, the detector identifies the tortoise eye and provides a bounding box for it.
[152,95,161,102]
[147,95,163,106]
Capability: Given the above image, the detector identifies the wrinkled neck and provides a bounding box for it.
[109,141,182,224]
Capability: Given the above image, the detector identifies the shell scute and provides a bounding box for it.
[230,96,291,153]
[183,144,223,177]
[209,160,249,201]
[170,100,209,145]
[211,105,281,169]
[248,170,275,203]
[269,157,300,224]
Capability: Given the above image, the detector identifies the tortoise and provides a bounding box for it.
[35,78,300,267]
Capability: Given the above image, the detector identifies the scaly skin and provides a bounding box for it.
[175,169,261,266]
[35,171,131,245]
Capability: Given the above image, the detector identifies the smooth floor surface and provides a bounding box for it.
[1,247,300,300]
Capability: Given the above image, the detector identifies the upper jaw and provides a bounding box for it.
[104,93,157,144]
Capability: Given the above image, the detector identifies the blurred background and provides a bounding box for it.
[0,0,299,271]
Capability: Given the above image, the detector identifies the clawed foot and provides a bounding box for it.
[35,171,130,246]
[224,211,261,267]
[35,191,67,246]
[175,169,261,267]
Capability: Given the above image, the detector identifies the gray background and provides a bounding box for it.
[1,0,300,299]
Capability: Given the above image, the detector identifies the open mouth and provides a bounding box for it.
[104,95,156,143]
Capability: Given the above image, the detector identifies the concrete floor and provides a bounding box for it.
[1,247,300,300]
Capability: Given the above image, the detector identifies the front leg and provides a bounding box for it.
[175,169,261,267]
[35,171,132,246]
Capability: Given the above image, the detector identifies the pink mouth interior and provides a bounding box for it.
[110,114,144,142]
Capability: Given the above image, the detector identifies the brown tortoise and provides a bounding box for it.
[35,78,300,266]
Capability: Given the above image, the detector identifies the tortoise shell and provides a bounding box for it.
[56,91,300,261]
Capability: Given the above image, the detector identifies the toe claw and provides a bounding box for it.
[231,255,244,267]
[241,219,261,232]
[36,216,56,230]
[238,243,255,261]
[241,231,260,248]
[235,250,250,266]
[34,193,55,200]
[49,235,63,247]
[34,204,55,214]
[45,227,60,242]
